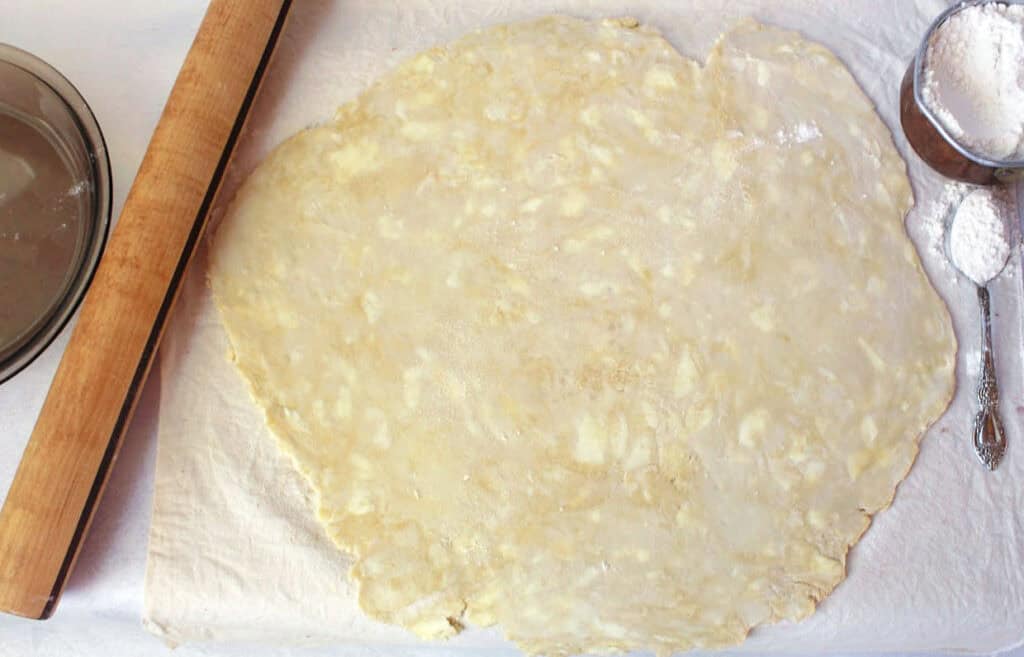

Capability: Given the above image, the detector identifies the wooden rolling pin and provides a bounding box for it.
[0,0,291,619]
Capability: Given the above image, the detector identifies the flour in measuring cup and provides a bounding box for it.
[921,2,1024,161]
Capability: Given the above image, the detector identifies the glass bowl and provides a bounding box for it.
[0,44,111,384]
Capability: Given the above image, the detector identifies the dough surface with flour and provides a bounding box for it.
[209,16,955,656]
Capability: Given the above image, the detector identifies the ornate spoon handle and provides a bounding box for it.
[974,286,1006,470]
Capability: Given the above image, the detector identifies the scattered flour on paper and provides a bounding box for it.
[921,2,1024,161]
[917,182,968,270]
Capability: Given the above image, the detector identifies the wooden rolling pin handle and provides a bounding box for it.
[0,0,291,619]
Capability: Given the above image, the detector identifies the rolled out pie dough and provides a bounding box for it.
[209,16,956,656]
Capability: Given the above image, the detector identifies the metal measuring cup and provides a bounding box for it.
[900,0,1024,185]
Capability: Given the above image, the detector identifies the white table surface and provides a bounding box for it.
[0,2,1022,657]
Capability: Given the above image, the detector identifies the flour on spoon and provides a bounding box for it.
[948,188,1014,286]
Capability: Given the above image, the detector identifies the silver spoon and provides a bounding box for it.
[971,285,1006,470]
[945,193,1011,470]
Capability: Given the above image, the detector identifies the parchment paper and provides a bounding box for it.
[143,1,1024,653]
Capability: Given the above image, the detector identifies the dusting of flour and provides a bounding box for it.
[917,182,967,270]
[921,2,1024,161]
[775,121,821,145]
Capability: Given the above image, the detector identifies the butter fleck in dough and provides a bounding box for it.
[210,16,955,656]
